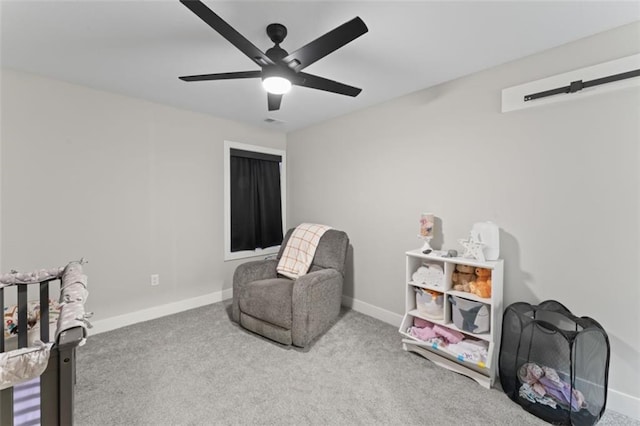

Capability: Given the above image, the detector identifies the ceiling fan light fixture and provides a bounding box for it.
[179,1,368,111]
[262,76,291,94]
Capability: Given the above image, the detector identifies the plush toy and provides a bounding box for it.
[475,268,491,280]
[469,267,492,298]
[452,273,473,292]
[456,265,474,274]
[452,264,475,292]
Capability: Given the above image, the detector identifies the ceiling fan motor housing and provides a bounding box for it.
[266,23,289,62]
[266,45,288,62]
[266,23,287,45]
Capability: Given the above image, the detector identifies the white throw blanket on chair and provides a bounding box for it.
[277,223,332,279]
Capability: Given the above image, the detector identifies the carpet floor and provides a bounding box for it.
[75,301,637,425]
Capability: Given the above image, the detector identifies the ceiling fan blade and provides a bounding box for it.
[180,0,274,67]
[179,70,262,82]
[295,72,362,97]
[282,17,368,72]
[267,93,283,111]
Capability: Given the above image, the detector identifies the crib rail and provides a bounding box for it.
[1,262,89,426]
[40,326,85,425]
[1,280,54,424]
[1,328,84,425]
[0,279,53,350]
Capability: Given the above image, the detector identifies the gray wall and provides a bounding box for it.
[287,23,639,403]
[0,69,286,319]
[1,22,638,413]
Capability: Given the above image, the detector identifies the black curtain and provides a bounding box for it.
[230,151,283,252]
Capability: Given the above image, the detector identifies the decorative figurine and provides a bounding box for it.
[458,230,486,262]
[418,213,435,251]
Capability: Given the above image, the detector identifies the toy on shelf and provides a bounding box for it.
[452,264,474,292]
[470,267,492,298]
[453,266,492,298]
[412,263,444,287]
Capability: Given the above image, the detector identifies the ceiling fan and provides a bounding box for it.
[178,0,368,111]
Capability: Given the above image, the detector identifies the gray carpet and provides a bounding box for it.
[75,301,637,425]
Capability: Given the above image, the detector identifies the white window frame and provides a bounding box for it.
[224,140,286,261]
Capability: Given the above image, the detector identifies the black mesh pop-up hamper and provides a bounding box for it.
[499,300,610,426]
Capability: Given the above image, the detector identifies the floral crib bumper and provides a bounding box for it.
[3,299,61,351]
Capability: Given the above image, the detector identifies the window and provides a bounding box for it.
[224,141,286,261]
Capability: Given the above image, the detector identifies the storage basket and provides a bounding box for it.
[449,295,490,334]
[499,300,609,426]
[416,289,444,319]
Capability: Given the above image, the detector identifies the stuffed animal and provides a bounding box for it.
[456,265,474,274]
[475,267,490,277]
[452,264,475,292]
[469,267,492,298]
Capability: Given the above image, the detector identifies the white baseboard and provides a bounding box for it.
[87,291,639,421]
[342,295,403,328]
[90,292,399,336]
[341,295,638,421]
[606,388,640,421]
[89,288,232,335]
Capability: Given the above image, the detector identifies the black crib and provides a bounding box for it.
[1,261,88,426]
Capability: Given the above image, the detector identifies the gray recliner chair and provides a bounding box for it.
[232,228,349,347]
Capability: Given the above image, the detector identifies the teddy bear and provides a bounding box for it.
[469,267,492,298]
[452,264,475,292]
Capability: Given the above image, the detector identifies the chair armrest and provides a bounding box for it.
[291,269,343,347]
[232,259,279,322]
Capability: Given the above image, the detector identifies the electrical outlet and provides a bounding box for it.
[150,274,160,286]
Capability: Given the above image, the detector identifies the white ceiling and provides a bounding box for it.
[2,1,639,132]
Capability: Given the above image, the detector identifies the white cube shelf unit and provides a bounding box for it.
[399,249,503,389]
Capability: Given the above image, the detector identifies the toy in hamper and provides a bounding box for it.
[499,300,609,426]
